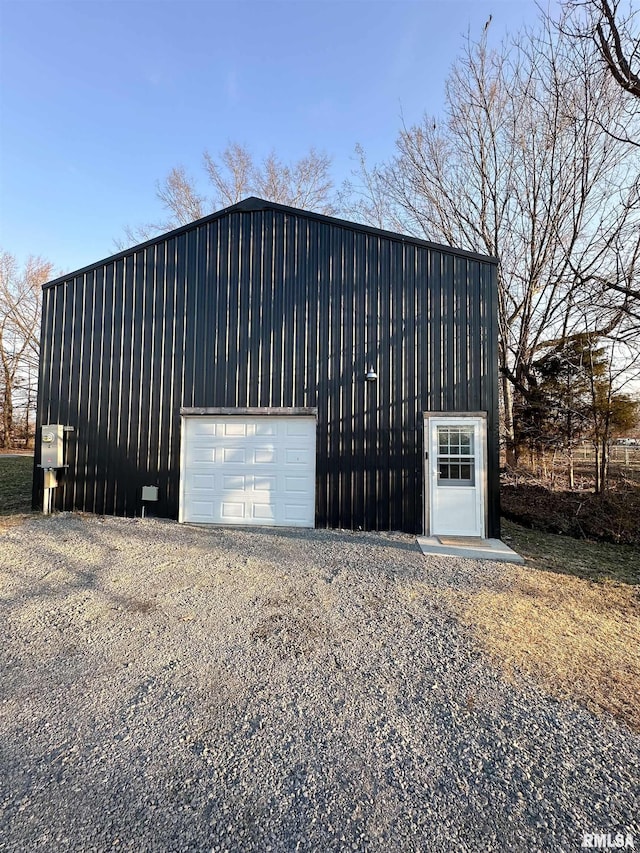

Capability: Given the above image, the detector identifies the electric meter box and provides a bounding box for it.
[41,424,65,468]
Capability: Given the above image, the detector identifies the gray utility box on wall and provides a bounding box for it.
[41,424,66,468]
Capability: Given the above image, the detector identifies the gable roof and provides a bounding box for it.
[44,196,497,290]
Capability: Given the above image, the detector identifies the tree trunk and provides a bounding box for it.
[568,446,575,490]
[599,439,610,493]
[501,372,517,466]
[24,366,33,447]
[1,367,12,449]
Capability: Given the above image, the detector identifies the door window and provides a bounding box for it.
[437,426,475,486]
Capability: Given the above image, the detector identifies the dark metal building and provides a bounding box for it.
[34,197,499,536]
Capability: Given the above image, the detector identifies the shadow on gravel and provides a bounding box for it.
[181,521,421,550]
[0,516,424,620]
[0,516,163,615]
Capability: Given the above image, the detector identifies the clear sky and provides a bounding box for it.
[1,0,551,277]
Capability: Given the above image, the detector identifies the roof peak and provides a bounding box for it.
[44,196,497,289]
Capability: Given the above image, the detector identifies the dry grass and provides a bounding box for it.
[448,563,640,732]
[0,457,33,516]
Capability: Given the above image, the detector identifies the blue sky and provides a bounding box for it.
[1,0,551,277]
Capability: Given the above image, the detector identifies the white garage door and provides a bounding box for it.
[179,415,316,527]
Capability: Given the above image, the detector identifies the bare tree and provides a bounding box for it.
[558,0,640,309]
[156,165,206,225]
[0,252,53,447]
[120,144,335,246]
[565,0,640,98]
[347,20,640,463]
[561,0,640,150]
[203,142,254,207]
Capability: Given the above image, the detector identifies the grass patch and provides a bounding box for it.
[454,568,640,731]
[502,518,639,585]
[0,457,34,516]
[444,519,640,731]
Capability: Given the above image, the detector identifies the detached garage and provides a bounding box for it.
[34,196,500,536]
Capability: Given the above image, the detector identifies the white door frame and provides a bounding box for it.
[422,412,488,538]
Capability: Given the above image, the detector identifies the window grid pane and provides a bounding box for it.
[436,426,476,485]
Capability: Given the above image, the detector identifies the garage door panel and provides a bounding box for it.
[223,422,248,437]
[223,447,246,464]
[191,421,217,437]
[255,422,276,436]
[220,501,246,520]
[221,474,244,490]
[188,446,216,464]
[253,476,276,492]
[191,473,215,490]
[285,448,311,465]
[284,476,310,493]
[253,448,277,464]
[252,503,276,520]
[181,415,316,527]
[283,502,314,522]
[188,500,215,518]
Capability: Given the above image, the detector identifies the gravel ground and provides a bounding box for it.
[0,514,638,852]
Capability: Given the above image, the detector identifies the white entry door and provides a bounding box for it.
[426,416,486,538]
[180,415,316,527]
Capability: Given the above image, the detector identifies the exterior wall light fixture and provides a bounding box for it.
[365,365,378,382]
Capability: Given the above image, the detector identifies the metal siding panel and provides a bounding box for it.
[429,251,442,412]
[339,228,354,526]
[486,261,501,537]
[468,260,482,411]
[190,226,205,406]
[377,237,392,530]
[225,216,240,407]
[453,256,465,410]
[182,231,197,410]
[315,221,330,526]
[148,243,166,511]
[163,237,181,515]
[201,223,214,406]
[94,263,114,515]
[282,216,296,408]
[271,213,285,407]
[207,220,222,404]
[137,248,155,493]
[443,253,455,412]
[351,231,367,530]
[236,215,251,407]
[62,278,81,510]
[115,256,135,514]
[248,213,263,408]
[327,225,341,527]
[72,271,90,511]
[412,248,427,532]
[363,234,378,530]
[103,260,122,514]
[85,268,104,513]
[125,252,145,513]
[55,282,74,509]
[259,214,273,407]
[390,244,404,531]
[294,218,309,408]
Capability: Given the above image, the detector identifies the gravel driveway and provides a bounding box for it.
[1,515,638,852]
